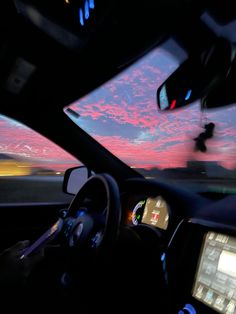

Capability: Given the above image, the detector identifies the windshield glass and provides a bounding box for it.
[65,39,236,182]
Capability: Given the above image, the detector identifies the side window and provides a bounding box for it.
[0,114,80,203]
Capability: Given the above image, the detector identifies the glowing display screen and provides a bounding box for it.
[141,196,169,230]
[193,232,236,313]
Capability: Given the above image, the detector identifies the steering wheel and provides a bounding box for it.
[23,173,121,308]
[22,173,121,259]
[62,173,122,252]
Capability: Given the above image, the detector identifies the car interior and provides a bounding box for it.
[1,1,236,313]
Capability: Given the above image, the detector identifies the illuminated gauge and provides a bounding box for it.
[142,196,169,230]
[132,200,145,225]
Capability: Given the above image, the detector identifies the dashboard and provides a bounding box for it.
[120,178,236,314]
[65,176,236,314]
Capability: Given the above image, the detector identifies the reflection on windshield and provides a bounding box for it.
[65,39,236,183]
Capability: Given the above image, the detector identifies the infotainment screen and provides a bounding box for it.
[192,232,236,313]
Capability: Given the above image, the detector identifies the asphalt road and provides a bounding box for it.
[1,175,236,204]
[0,175,73,203]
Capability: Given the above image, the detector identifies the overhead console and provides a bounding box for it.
[166,220,236,314]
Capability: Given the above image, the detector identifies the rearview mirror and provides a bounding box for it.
[157,58,201,110]
[157,38,232,111]
[63,166,94,195]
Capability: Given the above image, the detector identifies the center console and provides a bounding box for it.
[193,232,236,313]
[166,220,236,314]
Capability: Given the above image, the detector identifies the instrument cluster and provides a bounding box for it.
[126,196,169,230]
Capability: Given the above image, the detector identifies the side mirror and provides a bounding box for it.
[157,37,232,111]
[63,166,94,195]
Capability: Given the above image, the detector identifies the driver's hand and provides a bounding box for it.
[0,240,44,288]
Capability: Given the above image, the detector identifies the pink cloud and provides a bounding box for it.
[71,101,159,130]
[94,134,236,170]
[0,116,79,169]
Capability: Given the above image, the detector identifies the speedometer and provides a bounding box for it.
[130,196,169,230]
[132,200,145,225]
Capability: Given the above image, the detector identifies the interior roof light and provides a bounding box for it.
[79,8,84,26]
[89,0,95,9]
[84,1,90,20]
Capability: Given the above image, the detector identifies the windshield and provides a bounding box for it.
[65,39,236,182]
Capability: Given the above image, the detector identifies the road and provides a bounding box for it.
[0,175,73,203]
[1,175,236,204]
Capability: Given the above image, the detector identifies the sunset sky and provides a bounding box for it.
[68,40,236,170]
[0,114,79,171]
[1,39,236,172]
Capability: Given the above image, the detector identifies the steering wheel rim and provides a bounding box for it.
[65,173,122,252]
[23,173,122,304]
